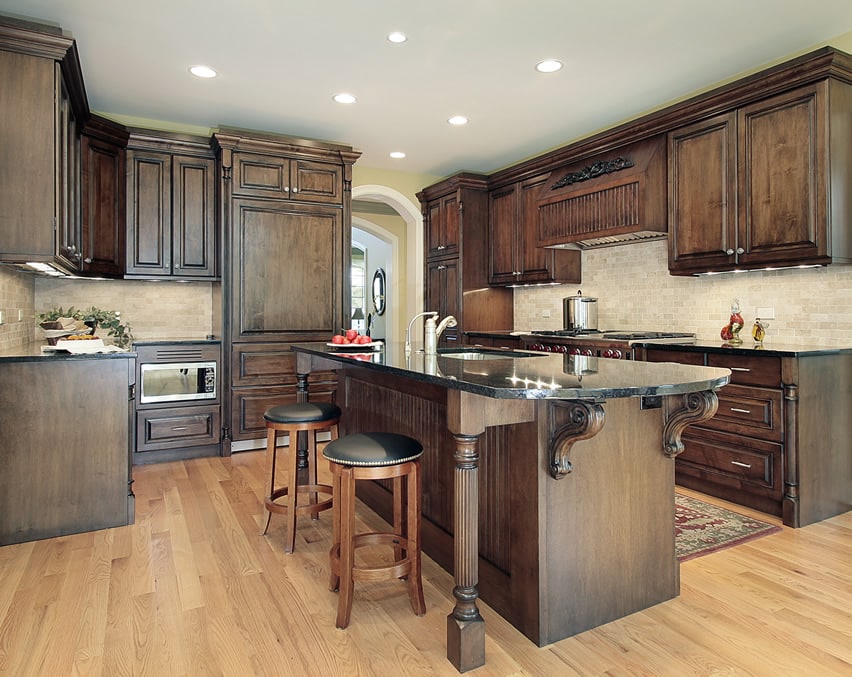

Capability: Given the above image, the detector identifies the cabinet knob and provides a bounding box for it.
[736,247,744,255]
[726,248,734,255]
[284,186,290,192]
[437,265,446,270]
[437,244,446,250]
[292,187,298,193]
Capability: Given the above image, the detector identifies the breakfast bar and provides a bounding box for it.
[292,342,730,672]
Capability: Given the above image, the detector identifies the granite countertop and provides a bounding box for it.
[0,342,136,362]
[635,339,852,357]
[291,342,730,400]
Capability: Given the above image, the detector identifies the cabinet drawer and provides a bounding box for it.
[698,384,783,442]
[230,384,337,440]
[643,348,705,366]
[707,353,781,387]
[232,343,296,386]
[137,404,220,452]
[677,430,782,497]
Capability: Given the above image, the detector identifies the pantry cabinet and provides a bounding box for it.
[642,344,852,527]
[213,130,360,447]
[488,174,581,286]
[668,77,852,275]
[126,130,217,279]
[0,19,88,274]
[418,173,513,349]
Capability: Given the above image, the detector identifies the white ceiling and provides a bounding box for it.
[3,1,852,177]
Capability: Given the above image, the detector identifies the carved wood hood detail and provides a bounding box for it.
[536,135,668,250]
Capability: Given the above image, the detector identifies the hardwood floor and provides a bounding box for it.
[0,449,849,676]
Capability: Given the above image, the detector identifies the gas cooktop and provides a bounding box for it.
[530,330,696,343]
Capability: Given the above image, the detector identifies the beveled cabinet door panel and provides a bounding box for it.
[172,155,216,277]
[292,159,343,203]
[81,131,126,277]
[126,150,171,275]
[668,112,738,274]
[738,83,826,266]
[232,342,296,387]
[231,152,289,198]
[232,199,342,338]
[488,184,518,285]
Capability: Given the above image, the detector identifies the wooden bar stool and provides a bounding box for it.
[322,432,426,629]
[261,402,340,553]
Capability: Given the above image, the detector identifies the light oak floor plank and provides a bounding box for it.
[0,449,849,676]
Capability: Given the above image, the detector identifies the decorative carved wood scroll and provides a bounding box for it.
[663,390,719,457]
[547,400,606,479]
[550,156,635,189]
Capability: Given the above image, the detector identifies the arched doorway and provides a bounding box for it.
[351,185,423,345]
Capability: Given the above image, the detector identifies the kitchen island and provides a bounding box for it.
[291,342,729,672]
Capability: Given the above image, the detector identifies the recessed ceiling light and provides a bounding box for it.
[535,59,563,73]
[389,151,406,159]
[447,115,469,126]
[189,65,217,78]
[333,93,357,104]
[387,31,407,43]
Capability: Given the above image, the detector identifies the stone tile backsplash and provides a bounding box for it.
[514,240,852,347]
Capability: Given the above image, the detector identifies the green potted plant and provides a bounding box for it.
[36,306,134,348]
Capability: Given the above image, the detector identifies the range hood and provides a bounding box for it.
[536,135,667,250]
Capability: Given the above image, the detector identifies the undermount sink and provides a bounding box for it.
[437,348,543,360]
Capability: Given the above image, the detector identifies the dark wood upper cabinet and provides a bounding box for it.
[488,174,582,286]
[425,192,460,259]
[0,19,88,274]
[231,152,343,204]
[125,131,216,279]
[668,75,852,275]
[80,115,128,278]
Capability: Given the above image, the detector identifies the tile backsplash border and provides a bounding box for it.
[514,240,852,347]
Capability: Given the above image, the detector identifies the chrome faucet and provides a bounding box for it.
[405,311,438,354]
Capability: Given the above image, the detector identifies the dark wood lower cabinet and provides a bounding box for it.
[0,356,135,546]
[644,345,852,526]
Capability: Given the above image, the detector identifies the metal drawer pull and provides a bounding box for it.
[731,460,752,469]
[729,367,751,372]
[730,407,751,414]
[171,426,188,431]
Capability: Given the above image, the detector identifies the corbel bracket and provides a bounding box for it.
[663,390,719,457]
[548,401,606,479]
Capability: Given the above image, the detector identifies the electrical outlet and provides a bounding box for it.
[0,311,4,325]
[17,309,23,321]
[542,309,551,318]
[756,307,775,320]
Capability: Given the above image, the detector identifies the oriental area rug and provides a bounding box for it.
[675,493,782,562]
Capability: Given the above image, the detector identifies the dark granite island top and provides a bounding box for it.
[292,342,729,673]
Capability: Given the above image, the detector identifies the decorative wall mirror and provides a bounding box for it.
[372,268,386,316]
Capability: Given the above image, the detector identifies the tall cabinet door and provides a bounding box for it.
[231,198,343,338]
[737,83,827,266]
[426,258,460,346]
[488,184,518,285]
[667,112,738,274]
[172,155,216,277]
[126,150,171,276]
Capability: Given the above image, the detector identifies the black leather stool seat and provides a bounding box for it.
[322,432,423,467]
[264,402,341,425]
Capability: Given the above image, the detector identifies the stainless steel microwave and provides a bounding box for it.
[139,361,217,404]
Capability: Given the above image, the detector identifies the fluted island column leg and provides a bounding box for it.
[447,432,485,672]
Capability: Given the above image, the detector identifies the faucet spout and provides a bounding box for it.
[435,315,457,339]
